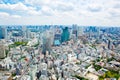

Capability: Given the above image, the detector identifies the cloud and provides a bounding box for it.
[0,0,24,4]
[25,0,75,12]
[87,4,102,12]
[113,3,120,9]
[108,8,120,17]
[0,12,21,18]
[11,15,21,18]
[41,6,54,16]
[27,10,40,16]
[51,1,74,12]
[0,2,39,16]
[0,0,120,26]
[0,12,9,17]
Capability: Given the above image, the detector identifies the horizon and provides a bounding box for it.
[0,25,120,28]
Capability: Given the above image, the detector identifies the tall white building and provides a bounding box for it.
[22,26,27,39]
[0,44,6,59]
[42,30,54,54]
[29,65,37,80]
[78,26,84,36]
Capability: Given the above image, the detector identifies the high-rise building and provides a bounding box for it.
[42,30,53,54]
[108,40,113,50]
[53,27,62,46]
[54,34,61,46]
[78,26,84,36]
[72,30,77,37]
[72,24,78,38]
[0,26,7,39]
[0,44,6,59]
[26,29,31,39]
[42,37,52,55]
[61,27,70,43]
[22,26,27,38]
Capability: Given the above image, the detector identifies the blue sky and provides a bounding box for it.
[0,0,120,26]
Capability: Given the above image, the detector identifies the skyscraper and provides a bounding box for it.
[0,44,6,59]
[61,27,70,43]
[108,40,113,50]
[0,26,7,39]
[22,26,27,38]
[78,26,84,36]
[72,24,78,38]
[54,34,61,46]
[42,30,53,54]
[42,37,52,55]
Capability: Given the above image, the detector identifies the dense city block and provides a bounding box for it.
[0,25,120,80]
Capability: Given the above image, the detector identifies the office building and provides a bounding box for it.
[54,34,61,46]
[42,30,53,54]
[0,44,6,59]
[61,27,70,43]
[0,27,7,39]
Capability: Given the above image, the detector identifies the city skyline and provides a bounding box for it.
[0,0,120,26]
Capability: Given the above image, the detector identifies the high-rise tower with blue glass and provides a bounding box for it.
[61,27,70,43]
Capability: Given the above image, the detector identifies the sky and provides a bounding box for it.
[0,0,120,26]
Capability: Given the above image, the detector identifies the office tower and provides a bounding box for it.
[108,40,113,50]
[72,29,77,38]
[0,26,7,39]
[0,44,6,59]
[42,37,52,55]
[61,27,70,43]
[72,24,78,38]
[71,28,78,42]
[22,26,27,38]
[26,29,31,39]
[54,34,61,46]
[53,27,62,46]
[49,29,55,46]
[42,30,53,54]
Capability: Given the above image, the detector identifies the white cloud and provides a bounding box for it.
[0,12,9,17]
[0,2,39,16]
[27,10,41,16]
[0,12,21,18]
[0,0,120,26]
[113,3,120,9]
[0,2,29,11]
[50,1,74,11]
[11,15,21,18]
[87,4,102,12]
[108,8,120,17]
[41,6,54,16]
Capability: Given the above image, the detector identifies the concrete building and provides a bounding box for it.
[0,26,7,40]
[0,44,6,59]
[29,65,37,80]
[54,33,61,46]
[42,30,54,54]
[67,53,77,62]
